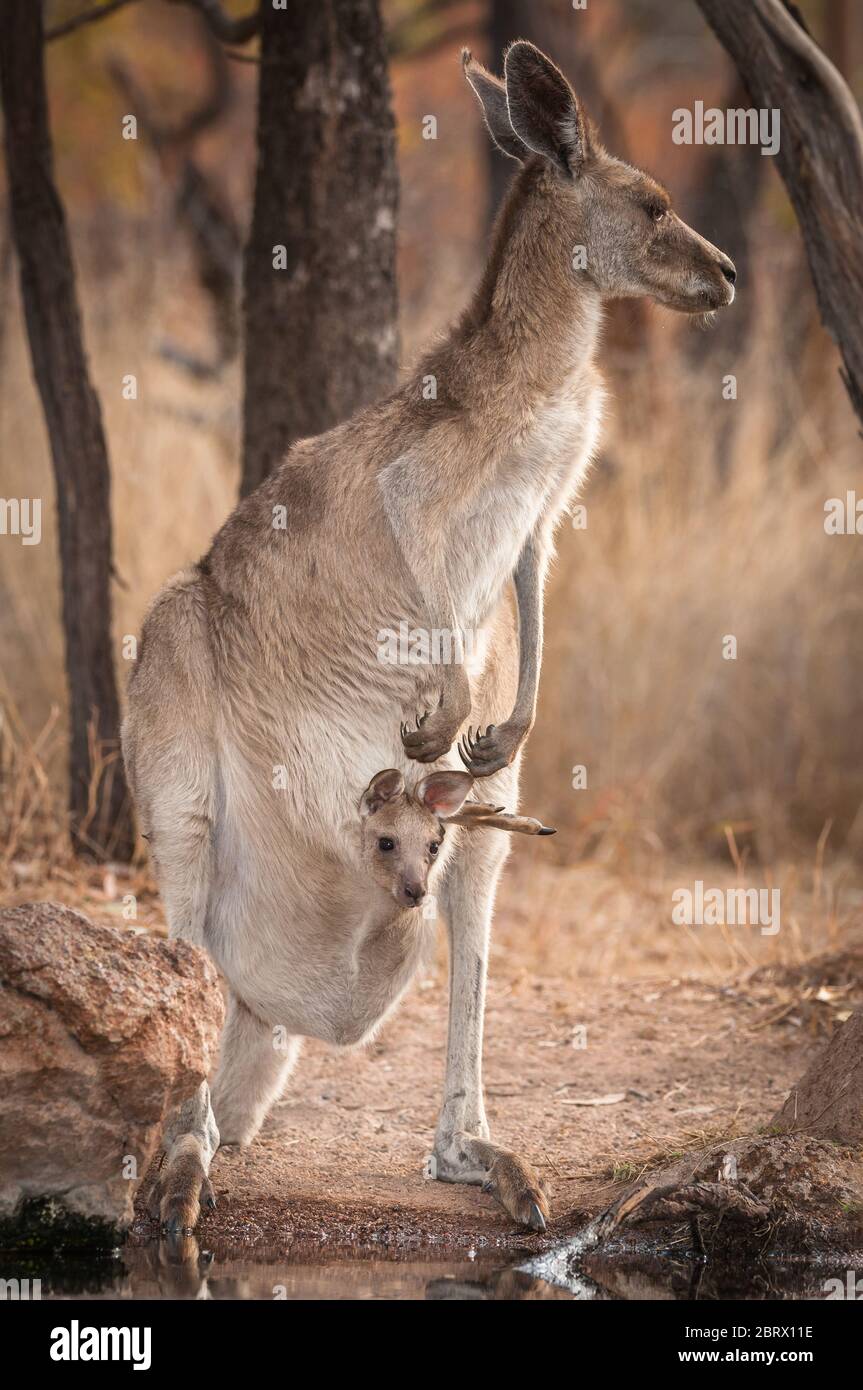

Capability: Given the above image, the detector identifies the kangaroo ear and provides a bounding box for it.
[417,770,474,819]
[462,49,527,164]
[360,769,405,817]
[504,40,589,177]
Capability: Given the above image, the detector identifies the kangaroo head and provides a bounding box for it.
[464,41,736,316]
[358,768,473,909]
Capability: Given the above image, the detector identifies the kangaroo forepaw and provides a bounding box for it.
[458,720,527,777]
[401,695,461,763]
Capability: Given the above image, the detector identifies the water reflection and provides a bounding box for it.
[2,1231,852,1302]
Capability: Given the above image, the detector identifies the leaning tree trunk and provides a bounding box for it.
[241,0,399,495]
[772,1008,863,1146]
[0,0,132,859]
[694,0,863,431]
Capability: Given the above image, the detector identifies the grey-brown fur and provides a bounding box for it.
[124,41,734,1233]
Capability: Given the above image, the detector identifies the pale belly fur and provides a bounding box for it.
[202,688,461,1046]
[203,379,603,1046]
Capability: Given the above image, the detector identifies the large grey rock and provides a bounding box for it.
[0,902,223,1239]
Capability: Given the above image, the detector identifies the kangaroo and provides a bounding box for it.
[124,40,735,1236]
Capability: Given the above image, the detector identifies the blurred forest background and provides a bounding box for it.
[1,0,862,958]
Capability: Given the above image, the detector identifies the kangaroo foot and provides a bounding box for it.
[141,1081,220,1235]
[144,1138,217,1234]
[433,1133,550,1231]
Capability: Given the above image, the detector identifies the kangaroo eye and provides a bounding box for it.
[647,203,666,223]
[429,842,440,857]
[378,837,395,853]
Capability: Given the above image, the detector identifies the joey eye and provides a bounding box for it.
[429,842,440,857]
[647,203,667,224]
[378,837,395,853]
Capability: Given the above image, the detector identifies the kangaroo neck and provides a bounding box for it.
[460,157,603,404]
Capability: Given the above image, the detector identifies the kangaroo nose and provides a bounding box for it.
[720,258,737,285]
[403,882,425,905]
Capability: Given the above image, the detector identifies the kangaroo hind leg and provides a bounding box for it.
[139,1082,220,1233]
[211,993,302,1147]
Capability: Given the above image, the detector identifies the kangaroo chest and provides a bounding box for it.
[450,372,604,628]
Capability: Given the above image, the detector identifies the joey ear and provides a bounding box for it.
[416,770,474,819]
[503,40,589,177]
[360,769,405,817]
[462,49,527,164]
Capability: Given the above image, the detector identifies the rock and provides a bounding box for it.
[0,902,223,1244]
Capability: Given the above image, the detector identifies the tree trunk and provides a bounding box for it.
[240,0,399,496]
[0,0,132,859]
[694,0,863,431]
[772,1009,863,1146]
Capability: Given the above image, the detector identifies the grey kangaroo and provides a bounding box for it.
[124,41,735,1234]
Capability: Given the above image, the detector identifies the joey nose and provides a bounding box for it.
[402,882,425,906]
[720,257,737,285]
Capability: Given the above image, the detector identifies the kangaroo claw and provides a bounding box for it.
[527,1201,547,1233]
[400,695,461,762]
[458,720,527,777]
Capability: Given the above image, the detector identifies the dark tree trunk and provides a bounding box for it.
[772,1009,863,1147]
[688,75,767,487]
[694,0,863,431]
[0,0,132,859]
[241,0,399,496]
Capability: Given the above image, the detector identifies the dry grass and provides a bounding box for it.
[529,301,863,862]
[495,838,863,983]
[0,698,162,930]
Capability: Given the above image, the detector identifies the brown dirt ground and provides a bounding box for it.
[5,846,862,1255]
[128,855,863,1254]
[162,969,806,1255]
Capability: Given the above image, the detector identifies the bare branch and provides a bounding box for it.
[694,0,863,430]
[595,1179,769,1241]
[47,0,260,48]
[46,0,141,42]
[107,31,240,374]
[180,0,260,45]
[1,0,134,856]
